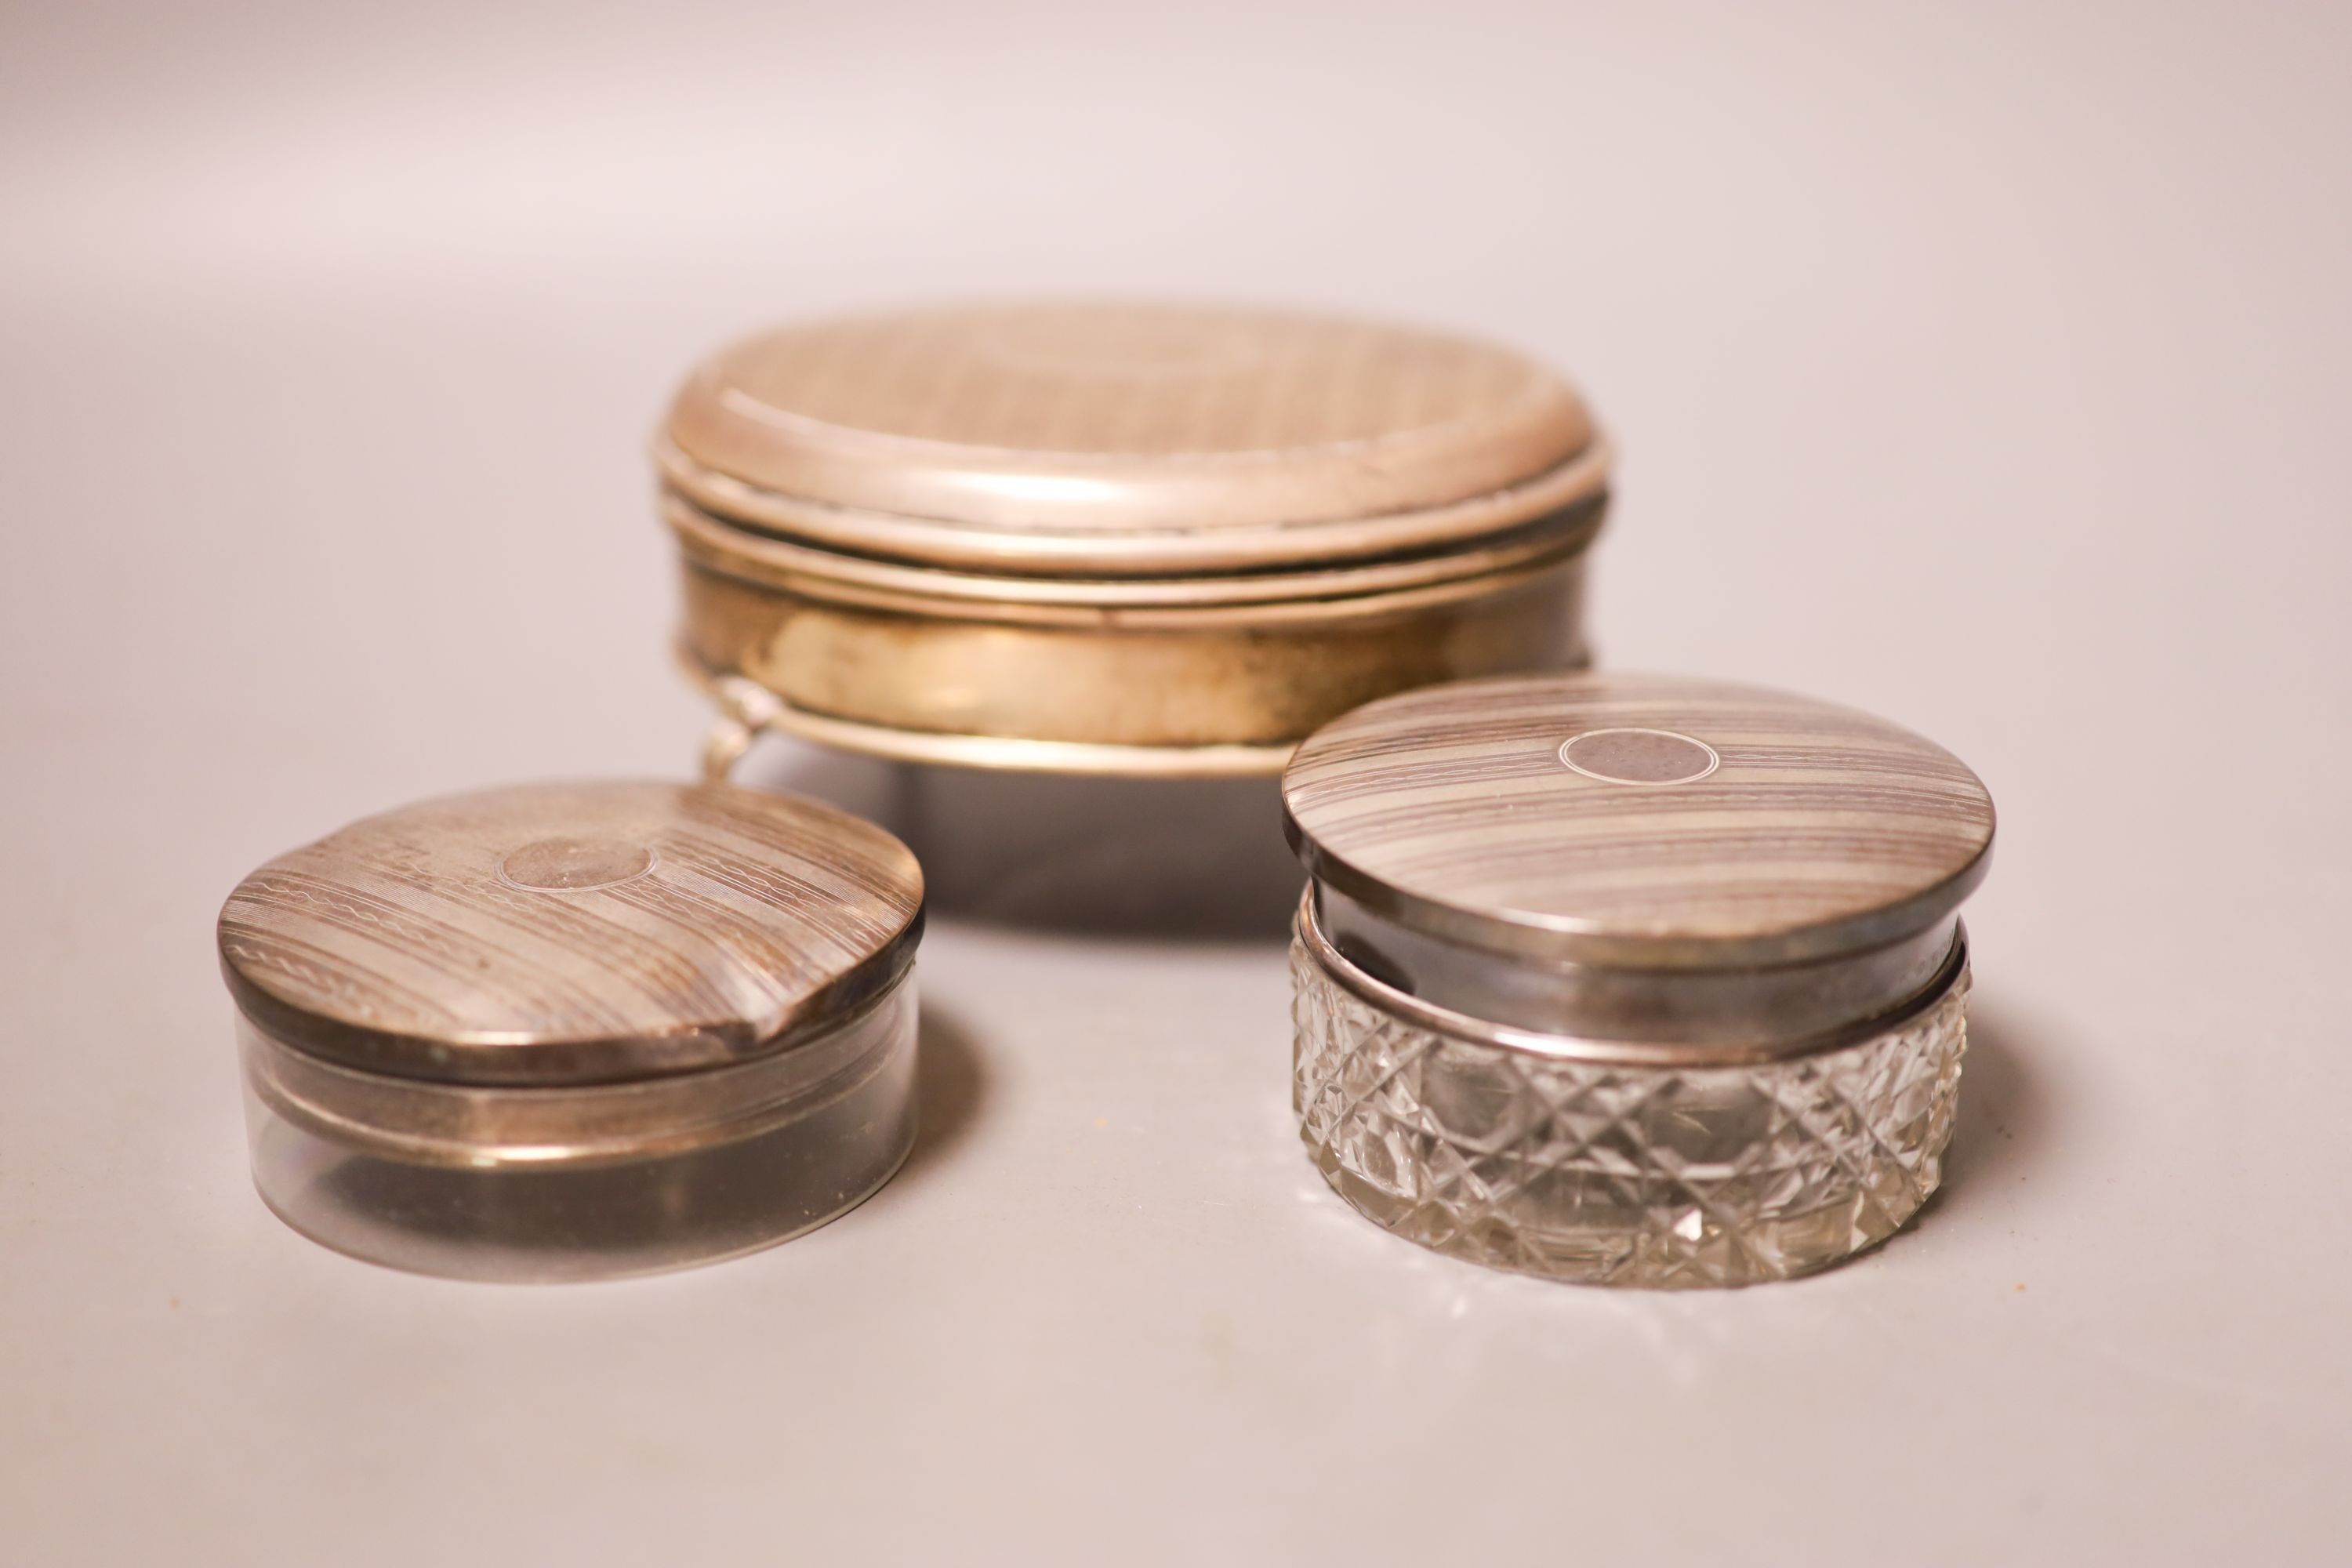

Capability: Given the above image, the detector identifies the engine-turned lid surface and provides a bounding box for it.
[218,782,924,1085]
[1282,673,1994,968]
[659,301,1609,575]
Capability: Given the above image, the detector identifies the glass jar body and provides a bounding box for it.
[238,978,918,1282]
[1291,940,1967,1288]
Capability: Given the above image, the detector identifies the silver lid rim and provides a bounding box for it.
[655,434,1613,579]
[241,978,915,1170]
[223,909,924,1089]
[1283,800,1993,971]
[1295,887,1970,1068]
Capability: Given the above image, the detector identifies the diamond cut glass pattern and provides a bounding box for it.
[1290,942,1969,1287]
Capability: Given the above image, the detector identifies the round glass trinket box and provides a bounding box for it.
[659,300,1613,778]
[1281,673,1996,1288]
[217,782,924,1282]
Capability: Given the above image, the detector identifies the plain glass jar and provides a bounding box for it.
[218,781,925,1282]
[1280,673,1995,1289]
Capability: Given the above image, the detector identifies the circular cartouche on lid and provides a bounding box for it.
[218,781,924,1087]
[1282,672,1995,969]
[657,300,1608,575]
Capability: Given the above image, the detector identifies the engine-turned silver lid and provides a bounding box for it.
[220,781,924,1086]
[1282,672,1995,1060]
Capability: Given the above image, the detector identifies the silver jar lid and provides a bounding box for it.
[219,781,924,1086]
[1281,673,1994,1061]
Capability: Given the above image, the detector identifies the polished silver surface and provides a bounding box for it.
[1299,887,1969,1067]
[1315,884,1964,1053]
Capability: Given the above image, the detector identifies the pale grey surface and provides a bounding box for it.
[3,2,2347,1563]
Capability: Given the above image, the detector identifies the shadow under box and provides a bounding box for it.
[898,1001,987,1183]
[1904,992,2059,1237]
[739,743,1304,944]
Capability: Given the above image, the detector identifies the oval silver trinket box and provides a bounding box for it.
[661,300,1613,777]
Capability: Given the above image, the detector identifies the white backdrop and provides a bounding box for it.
[4,3,2347,1563]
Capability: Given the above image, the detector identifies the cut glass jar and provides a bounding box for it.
[1281,673,1995,1287]
[659,301,1613,778]
[217,781,924,1282]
